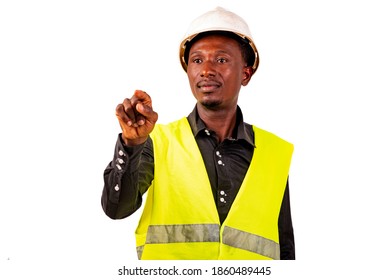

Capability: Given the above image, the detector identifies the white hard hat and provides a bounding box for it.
[179,7,260,74]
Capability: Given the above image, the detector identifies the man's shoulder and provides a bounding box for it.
[252,125,293,147]
[151,117,190,138]
[154,117,188,130]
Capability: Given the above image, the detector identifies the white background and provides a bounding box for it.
[1,0,388,279]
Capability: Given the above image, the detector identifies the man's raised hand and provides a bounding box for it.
[115,90,158,146]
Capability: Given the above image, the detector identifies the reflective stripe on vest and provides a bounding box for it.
[223,226,280,260]
[137,224,220,259]
[146,224,220,243]
[136,224,279,260]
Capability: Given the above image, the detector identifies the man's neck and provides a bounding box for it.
[197,104,237,143]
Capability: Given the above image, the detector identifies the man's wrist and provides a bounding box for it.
[121,134,148,147]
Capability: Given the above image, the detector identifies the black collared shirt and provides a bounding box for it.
[101,105,295,259]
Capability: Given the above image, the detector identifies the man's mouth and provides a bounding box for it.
[197,81,221,92]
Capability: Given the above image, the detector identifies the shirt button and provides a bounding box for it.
[220,190,225,196]
[116,164,122,170]
[118,150,125,156]
[204,129,211,136]
[216,151,221,157]
[114,184,120,191]
[217,160,223,165]
[117,158,125,164]
[220,197,226,203]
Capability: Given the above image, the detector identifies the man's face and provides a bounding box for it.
[186,34,252,110]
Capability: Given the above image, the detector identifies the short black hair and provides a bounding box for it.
[183,31,255,68]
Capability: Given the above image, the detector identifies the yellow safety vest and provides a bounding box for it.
[135,117,293,260]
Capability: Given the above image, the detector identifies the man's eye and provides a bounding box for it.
[217,58,227,63]
[192,58,202,64]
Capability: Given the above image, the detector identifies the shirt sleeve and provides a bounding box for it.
[278,178,296,260]
[101,134,154,219]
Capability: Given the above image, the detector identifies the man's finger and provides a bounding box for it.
[133,90,152,104]
[136,103,158,124]
[123,98,138,126]
[115,103,130,125]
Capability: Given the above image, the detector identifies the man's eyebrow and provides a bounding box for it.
[189,50,230,56]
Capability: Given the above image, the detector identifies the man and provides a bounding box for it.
[101,7,295,260]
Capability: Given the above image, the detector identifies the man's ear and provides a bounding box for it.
[242,66,254,86]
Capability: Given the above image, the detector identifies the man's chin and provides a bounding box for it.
[200,100,222,110]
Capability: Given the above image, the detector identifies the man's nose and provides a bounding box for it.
[200,61,216,77]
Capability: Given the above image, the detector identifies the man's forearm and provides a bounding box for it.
[101,134,150,219]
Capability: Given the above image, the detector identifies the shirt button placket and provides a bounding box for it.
[219,190,227,204]
[216,149,228,206]
[216,150,225,166]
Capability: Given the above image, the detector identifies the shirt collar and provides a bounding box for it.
[187,105,255,147]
